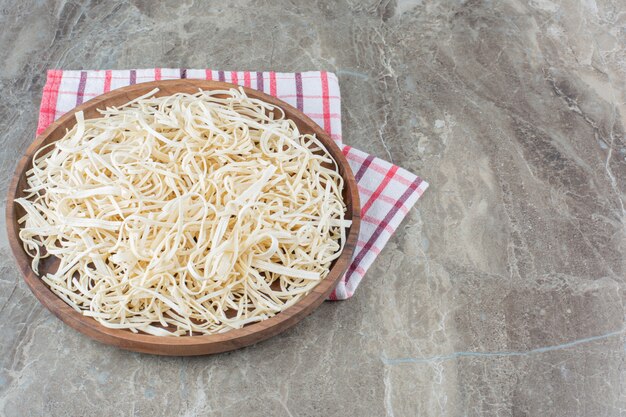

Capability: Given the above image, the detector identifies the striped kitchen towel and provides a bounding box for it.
[36,69,428,300]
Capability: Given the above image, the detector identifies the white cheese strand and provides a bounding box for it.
[16,87,351,336]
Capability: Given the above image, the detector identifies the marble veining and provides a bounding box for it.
[0,0,625,416]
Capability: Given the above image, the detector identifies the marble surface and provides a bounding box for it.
[1,0,625,415]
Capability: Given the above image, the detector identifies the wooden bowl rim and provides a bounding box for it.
[6,79,361,356]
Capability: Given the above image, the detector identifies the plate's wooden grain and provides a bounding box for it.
[6,80,360,356]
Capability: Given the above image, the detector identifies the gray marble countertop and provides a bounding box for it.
[1,1,625,416]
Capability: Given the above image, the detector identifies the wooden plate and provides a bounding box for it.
[6,80,360,356]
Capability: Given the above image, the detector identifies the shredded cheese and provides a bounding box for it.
[16,88,350,336]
